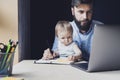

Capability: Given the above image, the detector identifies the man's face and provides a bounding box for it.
[71,4,93,29]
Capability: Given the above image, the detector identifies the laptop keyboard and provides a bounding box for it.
[71,61,88,71]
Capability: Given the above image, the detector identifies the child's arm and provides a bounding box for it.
[42,48,54,60]
[52,51,59,58]
[68,44,82,61]
[42,48,60,60]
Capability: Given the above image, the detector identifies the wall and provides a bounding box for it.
[93,0,120,24]
[30,0,72,59]
[0,0,18,64]
[30,0,120,59]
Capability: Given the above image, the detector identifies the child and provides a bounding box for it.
[42,21,82,62]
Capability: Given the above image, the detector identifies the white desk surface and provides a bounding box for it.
[12,60,120,80]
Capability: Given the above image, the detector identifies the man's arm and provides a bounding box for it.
[52,36,58,52]
[68,43,82,61]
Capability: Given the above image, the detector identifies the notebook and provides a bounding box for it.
[71,24,120,72]
[34,57,74,65]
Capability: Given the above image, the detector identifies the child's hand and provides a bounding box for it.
[68,54,82,62]
[67,55,76,61]
[52,52,59,58]
[42,48,54,60]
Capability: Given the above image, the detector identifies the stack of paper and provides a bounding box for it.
[34,57,74,65]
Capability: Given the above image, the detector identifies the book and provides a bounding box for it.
[34,57,74,65]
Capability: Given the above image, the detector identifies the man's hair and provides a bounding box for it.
[71,0,93,7]
[55,20,73,37]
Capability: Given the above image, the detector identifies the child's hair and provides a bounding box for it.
[55,20,73,37]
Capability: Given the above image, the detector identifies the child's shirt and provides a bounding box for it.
[58,41,77,57]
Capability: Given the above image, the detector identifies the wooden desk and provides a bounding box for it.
[12,60,120,80]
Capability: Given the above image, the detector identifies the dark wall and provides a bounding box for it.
[93,0,120,24]
[30,0,72,59]
[30,0,120,59]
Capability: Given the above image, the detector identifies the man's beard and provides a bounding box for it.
[74,17,92,31]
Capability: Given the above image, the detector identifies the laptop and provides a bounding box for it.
[71,24,120,72]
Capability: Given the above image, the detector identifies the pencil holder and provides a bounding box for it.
[0,52,14,76]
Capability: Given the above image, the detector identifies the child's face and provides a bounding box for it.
[58,31,73,46]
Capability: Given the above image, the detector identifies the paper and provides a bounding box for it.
[34,57,74,65]
[0,77,24,80]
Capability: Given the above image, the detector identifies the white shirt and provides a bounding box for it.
[58,41,77,57]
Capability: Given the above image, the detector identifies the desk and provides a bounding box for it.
[12,60,120,80]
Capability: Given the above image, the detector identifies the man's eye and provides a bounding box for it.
[61,37,65,39]
[79,11,84,14]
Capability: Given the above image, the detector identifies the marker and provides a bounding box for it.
[5,41,18,70]
[10,41,15,53]
[6,39,13,53]
[0,39,12,69]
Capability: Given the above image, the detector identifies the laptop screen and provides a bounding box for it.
[88,24,120,72]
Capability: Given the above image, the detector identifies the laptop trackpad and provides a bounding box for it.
[71,61,88,71]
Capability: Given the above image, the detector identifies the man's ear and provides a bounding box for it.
[71,7,74,16]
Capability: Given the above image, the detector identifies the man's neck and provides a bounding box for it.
[80,30,86,34]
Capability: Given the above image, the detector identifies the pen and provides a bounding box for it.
[5,41,18,69]
[6,41,18,63]
[6,40,11,53]
[6,41,18,62]
[0,39,12,70]
[10,41,18,53]
[46,40,53,53]
[0,44,7,69]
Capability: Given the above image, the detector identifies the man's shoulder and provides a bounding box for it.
[92,20,104,25]
[69,20,104,25]
[69,20,74,25]
[69,21,78,30]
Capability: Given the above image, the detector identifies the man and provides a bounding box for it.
[42,0,102,61]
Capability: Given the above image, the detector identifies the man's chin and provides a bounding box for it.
[81,22,88,26]
[80,23,90,30]
[81,21,92,27]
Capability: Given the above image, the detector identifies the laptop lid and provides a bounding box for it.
[88,24,120,72]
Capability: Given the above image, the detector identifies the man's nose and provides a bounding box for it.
[83,13,87,19]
